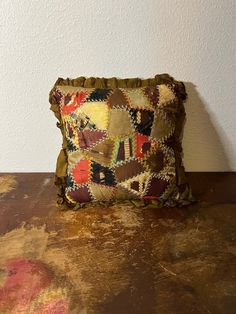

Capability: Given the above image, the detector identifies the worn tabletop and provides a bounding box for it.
[0,173,236,314]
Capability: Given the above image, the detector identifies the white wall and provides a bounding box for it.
[1,0,235,172]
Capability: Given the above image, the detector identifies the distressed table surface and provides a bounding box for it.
[0,173,236,314]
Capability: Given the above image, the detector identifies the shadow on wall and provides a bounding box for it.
[183,82,230,172]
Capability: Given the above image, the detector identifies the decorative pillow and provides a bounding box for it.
[49,73,195,209]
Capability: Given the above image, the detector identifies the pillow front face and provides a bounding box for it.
[50,74,194,208]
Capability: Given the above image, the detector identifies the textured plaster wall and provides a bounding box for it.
[1,0,236,172]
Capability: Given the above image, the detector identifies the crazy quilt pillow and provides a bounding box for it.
[49,74,195,209]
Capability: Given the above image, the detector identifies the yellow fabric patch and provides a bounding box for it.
[159,85,176,105]
[119,171,150,197]
[67,151,84,170]
[90,184,114,201]
[78,101,109,130]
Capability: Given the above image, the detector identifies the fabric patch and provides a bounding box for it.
[107,88,129,108]
[91,162,116,186]
[87,139,115,166]
[61,92,87,115]
[119,171,150,196]
[125,88,153,110]
[79,101,109,130]
[144,177,169,198]
[151,111,173,141]
[145,150,164,173]
[69,112,97,132]
[66,138,77,152]
[72,160,90,185]
[114,186,140,200]
[77,129,107,150]
[66,186,92,203]
[116,137,133,162]
[130,109,154,136]
[90,184,115,201]
[158,85,176,105]
[114,159,145,182]
[144,86,159,107]
[86,88,112,102]
[108,109,133,138]
[66,175,74,189]
[135,134,152,158]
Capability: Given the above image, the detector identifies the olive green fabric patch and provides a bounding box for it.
[49,73,195,209]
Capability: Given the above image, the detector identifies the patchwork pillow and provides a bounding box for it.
[49,73,195,209]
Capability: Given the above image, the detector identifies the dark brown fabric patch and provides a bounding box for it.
[146,150,164,173]
[130,181,139,192]
[114,159,145,182]
[145,177,169,197]
[117,138,133,162]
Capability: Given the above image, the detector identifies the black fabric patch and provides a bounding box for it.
[66,139,77,152]
[66,175,74,188]
[130,109,154,136]
[130,181,139,192]
[91,161,116,186]
[86,88,112,102]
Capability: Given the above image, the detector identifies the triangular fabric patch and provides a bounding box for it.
[158,85,176,105]
[125,88,153,110]
[119,171,150,197]
[107,88,129,108]
[86,88,112,102]
[90,184,115,201]
[77,129,107,150]
[87,139,115,166]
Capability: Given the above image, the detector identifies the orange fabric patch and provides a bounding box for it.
[72,160,90,184]
[135,134,151,158]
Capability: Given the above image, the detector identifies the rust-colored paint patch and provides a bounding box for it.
[0,175,17,197]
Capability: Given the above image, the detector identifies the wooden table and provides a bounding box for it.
[0,173,235,314]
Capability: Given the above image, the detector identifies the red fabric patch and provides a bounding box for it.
[135,134,151,158]
[61,91,87,115]
[72,160,90,184]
